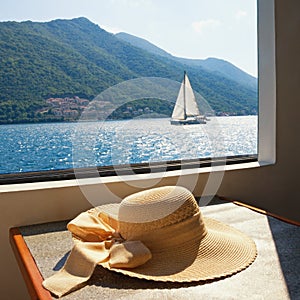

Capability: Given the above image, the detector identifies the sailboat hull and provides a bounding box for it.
[170,117,206,125]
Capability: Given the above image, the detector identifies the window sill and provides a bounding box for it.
[0,158,273,194]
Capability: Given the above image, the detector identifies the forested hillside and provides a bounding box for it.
[0,17,258,124]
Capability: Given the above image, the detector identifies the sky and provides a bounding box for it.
[0,0,257,77]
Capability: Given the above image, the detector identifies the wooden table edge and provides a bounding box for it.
[9,227,53,300]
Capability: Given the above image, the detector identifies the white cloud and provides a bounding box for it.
[235,10,248,20]
[192,19,221,34]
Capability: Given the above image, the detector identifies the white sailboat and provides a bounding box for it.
[171,71,206,125]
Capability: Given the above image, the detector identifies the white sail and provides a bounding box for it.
[171,81,185,120]
[184,74,200,117]
[171,73,200,120]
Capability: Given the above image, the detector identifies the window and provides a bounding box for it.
[0,0,275,187]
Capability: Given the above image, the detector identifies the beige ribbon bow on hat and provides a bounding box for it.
[42,207,152,297]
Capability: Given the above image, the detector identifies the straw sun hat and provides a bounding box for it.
[43,186,257,297]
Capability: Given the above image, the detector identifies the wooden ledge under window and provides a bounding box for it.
[10,227,52,300]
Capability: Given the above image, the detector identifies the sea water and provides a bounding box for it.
[0,116,257,174]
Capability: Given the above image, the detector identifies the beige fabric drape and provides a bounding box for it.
[42,208,152,297]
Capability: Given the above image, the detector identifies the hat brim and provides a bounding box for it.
[96,203,257,282]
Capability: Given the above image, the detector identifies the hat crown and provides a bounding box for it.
[117,186,200,237]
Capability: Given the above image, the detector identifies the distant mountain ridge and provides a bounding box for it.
[115,32,257,90]
[0,17,257,124]
[115,32,173,59]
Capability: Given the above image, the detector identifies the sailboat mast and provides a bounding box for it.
[183,70,187,119]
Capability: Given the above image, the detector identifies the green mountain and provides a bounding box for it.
[0,17,257,124]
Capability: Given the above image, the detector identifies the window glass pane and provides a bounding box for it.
[0,0,257,176]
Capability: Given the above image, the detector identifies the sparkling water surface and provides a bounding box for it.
[0,116,257,174]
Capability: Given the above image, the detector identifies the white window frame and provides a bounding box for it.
[257,0,276,165]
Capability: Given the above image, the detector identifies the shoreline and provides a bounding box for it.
[0,114,258,126]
